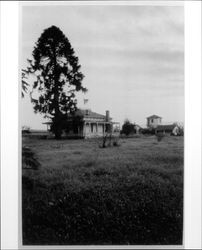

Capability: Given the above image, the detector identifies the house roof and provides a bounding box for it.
[43,109,111,125]
[75,109,107,119]
[147,114,162,119]
[156,124,176,131]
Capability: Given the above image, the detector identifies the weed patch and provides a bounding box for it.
[93,168,110,177]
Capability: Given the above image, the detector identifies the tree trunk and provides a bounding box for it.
[53,45,62,140]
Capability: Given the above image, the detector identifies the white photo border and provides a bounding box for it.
[0,1,201,249]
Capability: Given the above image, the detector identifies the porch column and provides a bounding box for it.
[85,122,90,137]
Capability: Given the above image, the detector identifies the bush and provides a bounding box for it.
[120,119,135,136]
[113,141,119,147]
[156,133,165,142]
[112,136,120,147]
[22,126,31,134]
[100,135,120,148]
[22,146,41,170]
[142,128,155,135]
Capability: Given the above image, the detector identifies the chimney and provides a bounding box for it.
[106,110,110,122]
[85,109,90,116]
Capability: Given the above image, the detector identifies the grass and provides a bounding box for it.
[22,135,183,245]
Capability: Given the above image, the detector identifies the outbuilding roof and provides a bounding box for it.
[156,124,176,131]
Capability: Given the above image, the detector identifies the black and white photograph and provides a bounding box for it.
[21,2,185,246]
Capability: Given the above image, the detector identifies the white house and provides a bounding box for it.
[44,109,120,138]
[146,115,162,129]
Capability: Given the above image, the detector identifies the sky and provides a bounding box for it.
[21,3,184,129]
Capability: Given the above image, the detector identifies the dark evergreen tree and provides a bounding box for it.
[25,26,86,139]
[121,119,135,136]
[22,69,29,98]
[22,72,40,170]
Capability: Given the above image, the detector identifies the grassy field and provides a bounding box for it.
[22,135,183,245]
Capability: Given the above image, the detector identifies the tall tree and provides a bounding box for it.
[22,71,40,170]
[25,26,86,139]
[121,119,135,136]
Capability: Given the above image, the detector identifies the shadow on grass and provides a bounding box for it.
[22,174,183,245]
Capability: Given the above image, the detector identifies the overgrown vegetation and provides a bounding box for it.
[22,146,41,170]
[101,134,120,148]
[22,135,183,245]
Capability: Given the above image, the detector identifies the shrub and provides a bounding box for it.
[22,126,31,134]
[142,128,155,135]
[22,146,41,170]
[120,119,135,136]
[100,133,112,148]
[156,133,165,142]
[100,135,120,148]
[113,136,120,147]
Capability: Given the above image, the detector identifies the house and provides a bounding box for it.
[145,115,182,136]
[155,124,180,135]
[43,109,120,138]
[147,115,162,129]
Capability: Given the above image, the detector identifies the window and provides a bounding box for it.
[91,123,93,133]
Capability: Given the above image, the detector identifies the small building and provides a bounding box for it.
[155,124,180,135]
[43,109,120,138]
[147,115,162,129]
